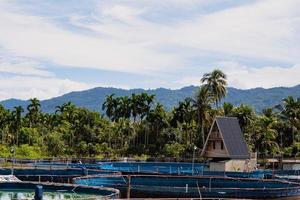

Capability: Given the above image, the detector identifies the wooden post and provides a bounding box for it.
[127,175,131,199]
[34,185,43,200]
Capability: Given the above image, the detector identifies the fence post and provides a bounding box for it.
[127,175,131,199]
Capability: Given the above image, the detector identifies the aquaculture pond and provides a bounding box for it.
[0,189,103,200]
[98,161,205,175]
[0,182,119,200]
[74,174,300,199]
[0,167,119,183]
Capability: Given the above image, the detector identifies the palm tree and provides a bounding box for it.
[231,104,255,132]
[0,105,10,144]
[119,96,131,119]
[254,113,279,155]
[201,69,227,107]
[193,86,214,147]
[61,102,77,122]
[139,93,155,120]
[131,94,139,122]
[222,102,233,116]
[171,98,191,123]
[102,94,116,121]
[274,96,300,145]
[171,98,195,144]
[55,102,74,114]
[228,104,255,145]
[11,106,23,146]
[146,103,168,146]
[26,98,41,127]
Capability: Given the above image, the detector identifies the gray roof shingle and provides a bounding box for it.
[215,117,250,159]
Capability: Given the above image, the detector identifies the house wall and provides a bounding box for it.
[209,161,226,171]
[226,160,247,172]
[249,153,257,171]
[209,159,256,172]
[203,125,229,158]
[283,163,300,170]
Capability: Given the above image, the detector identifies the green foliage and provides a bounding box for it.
[15,145,44,159]
[163,142,186,158]
[0,69,299,159]
[45,131,65,156]
[283,142,300,156]
[0,145,10,157]
[201,69,227,106]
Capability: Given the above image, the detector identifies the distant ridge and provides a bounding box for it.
[1,85,300,113]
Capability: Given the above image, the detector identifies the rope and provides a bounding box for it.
[196,181,202,200]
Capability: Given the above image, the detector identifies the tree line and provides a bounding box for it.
[0,69,299,159]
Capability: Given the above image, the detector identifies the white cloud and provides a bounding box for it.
[173,0,300,63]
[219,62,300,89]
[177,62,300,89]
[0,0,299,97]
[0,3,181,75]
[0,59,53,77]
[2,0,299,75]
[0,75,92,100]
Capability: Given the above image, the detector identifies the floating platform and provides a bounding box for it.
[74,174,300,199]
[0,181,119,199]
[0,167,119,183]
[98,161,205,175]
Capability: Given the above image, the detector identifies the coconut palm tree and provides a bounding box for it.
[231,104,255,132]
[171,98,195,144]
[274,96,300,145]
[193,86,214,147]
[201,69,227,107]
[254,112,279,155]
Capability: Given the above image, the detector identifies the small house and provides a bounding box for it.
[201,117,256,172]
[267,159,300,170]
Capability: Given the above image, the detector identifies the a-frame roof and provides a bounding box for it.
[201,116,250,159]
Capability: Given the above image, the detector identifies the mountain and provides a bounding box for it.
[0,98,30,110]
[1,85,300,113]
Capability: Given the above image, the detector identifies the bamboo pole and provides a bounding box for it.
[127,175,131,199]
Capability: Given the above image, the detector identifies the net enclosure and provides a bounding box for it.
[74,174,300,199]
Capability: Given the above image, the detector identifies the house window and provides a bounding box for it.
[221,142,224,150]
[213,141,216,149]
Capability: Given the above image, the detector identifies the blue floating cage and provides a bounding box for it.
[74,174,300,199]
[0,181,120,199]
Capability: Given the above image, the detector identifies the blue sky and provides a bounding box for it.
[0,0,299,100]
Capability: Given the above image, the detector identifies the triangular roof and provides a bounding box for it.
[201,116,250,159]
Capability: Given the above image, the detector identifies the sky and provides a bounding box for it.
[0,0,299,100]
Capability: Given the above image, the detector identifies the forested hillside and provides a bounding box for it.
[1,85,300,113]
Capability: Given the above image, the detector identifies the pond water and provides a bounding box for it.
[0,189,103,200]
